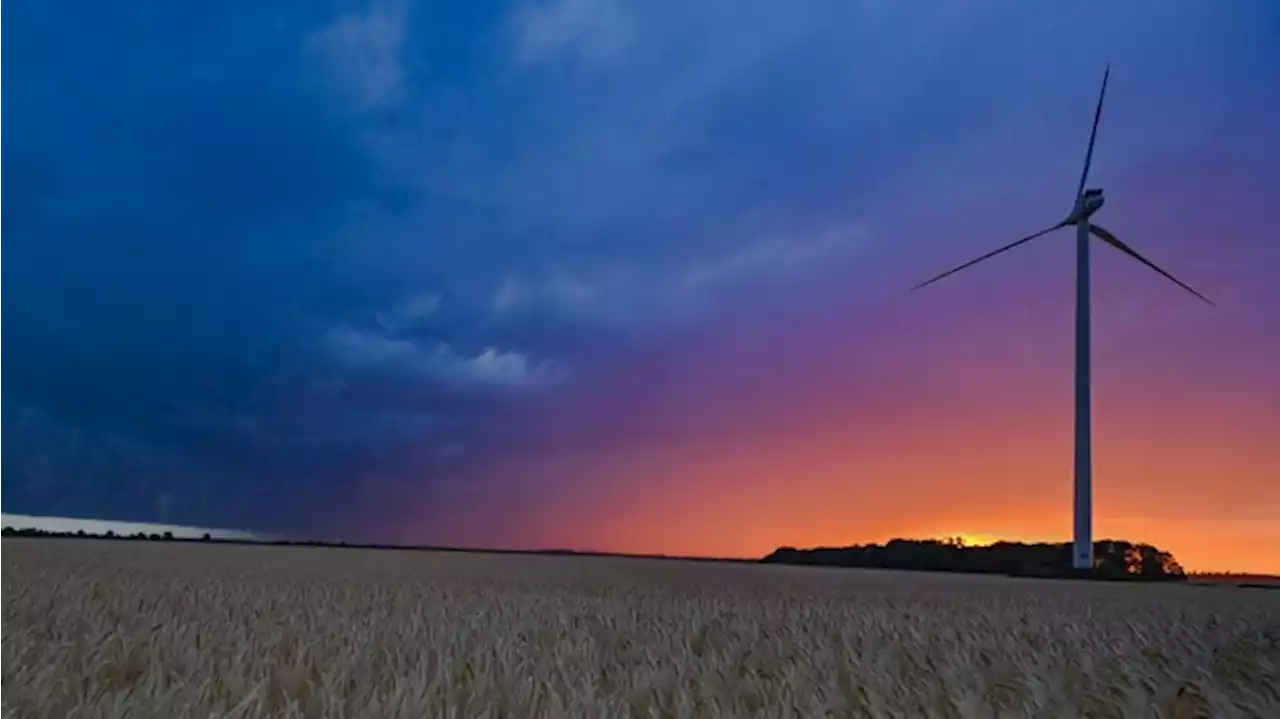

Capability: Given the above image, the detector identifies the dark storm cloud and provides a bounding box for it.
[1,1,500,535]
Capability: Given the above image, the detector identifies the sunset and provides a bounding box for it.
[6,1,1278,577]
[7,2,1280,714]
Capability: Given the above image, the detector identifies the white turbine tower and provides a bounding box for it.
[912,66,1214,573]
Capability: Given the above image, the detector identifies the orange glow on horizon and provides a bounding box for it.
[428,361,1279,575]
[437,400,1278,575]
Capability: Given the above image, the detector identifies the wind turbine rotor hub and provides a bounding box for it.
[1068,188,1106,224]
[1081,188,1105,216]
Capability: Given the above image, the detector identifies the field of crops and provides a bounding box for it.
[3,540,1277,718]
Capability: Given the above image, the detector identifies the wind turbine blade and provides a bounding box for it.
[1074,65,1111,203]
[1089,223,1215,306]
[912,223,1066,291]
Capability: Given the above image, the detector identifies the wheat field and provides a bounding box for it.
[2,540,1277,718]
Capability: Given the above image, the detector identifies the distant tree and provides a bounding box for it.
[77,529,87,537]
[163,531,174,541]
[105,530,116,538]
[201,533,212,541]
[1140,545,1184,578]
[1,527,14,537]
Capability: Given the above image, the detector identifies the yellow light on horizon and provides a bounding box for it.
[928,532,1001,547]
[925,528,1067,548]
[958,533,998,547]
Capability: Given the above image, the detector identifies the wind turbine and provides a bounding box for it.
[912,66,1214,573]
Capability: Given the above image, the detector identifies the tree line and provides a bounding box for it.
[1,526,210,542]
[761,537,1187,580]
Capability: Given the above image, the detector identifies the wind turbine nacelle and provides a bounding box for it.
[1065,188,1106,225]
[1080,188,1105,217]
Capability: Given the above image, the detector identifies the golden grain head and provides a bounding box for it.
[3,540,1278,718]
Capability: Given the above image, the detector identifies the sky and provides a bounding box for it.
[5,1,1279,574]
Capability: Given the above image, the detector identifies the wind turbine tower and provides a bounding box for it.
[912,66,1214,572]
